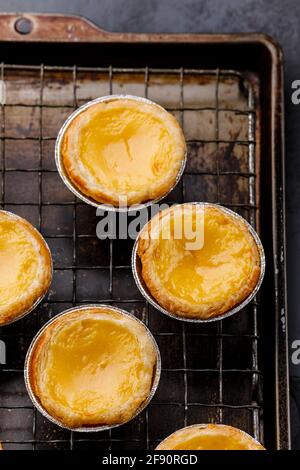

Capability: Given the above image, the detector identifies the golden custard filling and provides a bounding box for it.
[0,211,52,325]
[30,307,157,428]
[79,108,174,192]
[45,319,144,414]
[61,98,186,206]
[156,425,265,450]
[0,219,39,308]
[138,204,261,319]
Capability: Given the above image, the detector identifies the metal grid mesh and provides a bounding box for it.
[0,63,262,450]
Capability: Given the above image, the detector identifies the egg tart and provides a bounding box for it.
[156,424,265,450]
[0,211,52,326]
[136,203,263,320]
[26,306,159,430]
[59,96,186,207]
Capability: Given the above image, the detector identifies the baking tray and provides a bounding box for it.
[0,13,289,450]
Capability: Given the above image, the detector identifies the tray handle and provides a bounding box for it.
[0,13,116,41]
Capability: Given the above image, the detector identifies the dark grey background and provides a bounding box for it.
[0,0,299,449]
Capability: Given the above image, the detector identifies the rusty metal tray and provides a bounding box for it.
[0,13,290,450]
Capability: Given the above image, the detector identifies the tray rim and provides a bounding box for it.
[0,12,285,51]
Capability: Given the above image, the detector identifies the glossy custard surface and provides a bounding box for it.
[79,106,174,192]
[45,319,142,414]
[157,207,255,305]
[138,204,261,319]
[31,308,157,428]
[156,425,265,450]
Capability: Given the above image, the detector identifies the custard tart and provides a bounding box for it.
[0,211,52,326]
[26,306,159,429]
[156,424,265,450]
[136,203,263,320]
[59,96,186,207]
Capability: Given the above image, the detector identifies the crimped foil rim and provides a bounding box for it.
[24,304,161,432]
[0,210,53,327]
[132,202,266,323]
[55,94,187,213]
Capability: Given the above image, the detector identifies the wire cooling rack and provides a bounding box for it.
[0,63,262,450]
